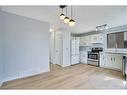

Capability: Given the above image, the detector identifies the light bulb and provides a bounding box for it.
[64,17,70,23]
[69,19,75,26]
[60,13,65,20]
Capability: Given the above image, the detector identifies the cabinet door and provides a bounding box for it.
[100,53,105,67]
[113,55,122,70]
[80,52,87,64]
[107,33,116,48]
[80,36,86,46]
[98,34,103,43]
[105,54,114,68]
[90,35,97,43]
[105,54,122,70]
[85,36,90,45]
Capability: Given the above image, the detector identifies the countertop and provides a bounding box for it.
[102,51,127,55]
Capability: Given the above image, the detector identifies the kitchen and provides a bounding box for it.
[71,24,127,81]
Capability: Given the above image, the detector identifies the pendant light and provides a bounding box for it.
[60,6,65,20]
[64,6,70,23]
[60,13,65,20]
[59,5,66,20]
[69,6,76,26]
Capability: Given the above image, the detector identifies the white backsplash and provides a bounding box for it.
[79,43,103,52]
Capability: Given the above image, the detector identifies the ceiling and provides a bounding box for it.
[1,6,127,34]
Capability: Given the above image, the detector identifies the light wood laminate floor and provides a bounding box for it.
[0,64,126,89]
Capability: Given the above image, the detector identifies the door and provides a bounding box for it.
[100,52,105,67]
[80,36,86,46]
[105,54,122,70]
[113,54,122,70]
[98,34,104,43]
[91,34,98,43]
[105,54,113,68]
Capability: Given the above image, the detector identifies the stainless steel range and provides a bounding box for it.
[87,48,103,66]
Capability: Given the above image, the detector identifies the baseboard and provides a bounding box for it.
[100,66,122,71]
[3,68,50,83]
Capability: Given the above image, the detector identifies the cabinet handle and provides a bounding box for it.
[111,57,112,61]
[114,58,115,62]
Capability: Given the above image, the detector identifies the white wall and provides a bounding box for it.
[62,29,71,67]
[0,11,4,84]
[50,31,55,64]
[1,11,50,82]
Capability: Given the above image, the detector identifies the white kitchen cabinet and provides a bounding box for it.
[98,34,104,43]
[100,52,106,67]
[90,34,98,43]
[80,51,88,64]
[100,52,123,71]
[80,33,103,46]
[80,35,91,46]
[90,34,103,43]
[113,54,123,70]
[105,54,114,68]
[80,36,86,46]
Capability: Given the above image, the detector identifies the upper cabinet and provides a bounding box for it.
[80,33,104,46]
[90,34,104,43]
[80,35,90,46]
[107,31,127,49]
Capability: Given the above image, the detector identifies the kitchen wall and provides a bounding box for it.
[0,10,50,82]
[79,43,103,51]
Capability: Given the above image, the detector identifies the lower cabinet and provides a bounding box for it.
[100,52,123,71]
[100,52,106,67]
[80,51,87,64]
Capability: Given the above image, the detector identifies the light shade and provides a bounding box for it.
[64,16,70,23]
[68,19,75,26]
[60,13,65,20]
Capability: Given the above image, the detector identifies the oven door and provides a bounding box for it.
[87,59,99,66]
[88,53,99,66]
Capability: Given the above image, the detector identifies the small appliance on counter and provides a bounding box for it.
[87,47,103,67]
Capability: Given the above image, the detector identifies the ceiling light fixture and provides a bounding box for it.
[59,5,66,20]
[69,6,76,26]
[60,13,65,20]
[59,5,76,26]
[64,6,70,23]
[96,24,109,31]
